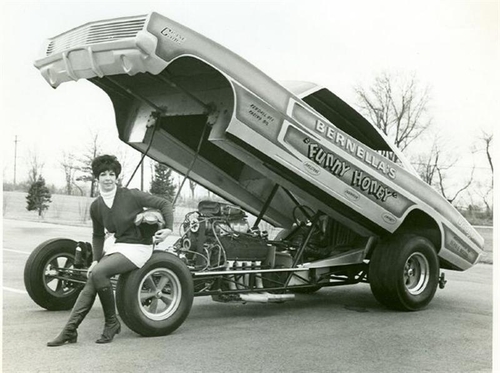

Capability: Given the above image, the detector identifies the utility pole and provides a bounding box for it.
[13,135,19,186]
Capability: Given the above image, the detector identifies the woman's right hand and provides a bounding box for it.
[87,261,98,278]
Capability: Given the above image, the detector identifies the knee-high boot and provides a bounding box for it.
[47,281,97,347]
[95,286,121,344]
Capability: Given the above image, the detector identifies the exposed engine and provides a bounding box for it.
[171,201,297,302]
[171,200,365,303]
[172,200,272,271]
[172,199,363,266]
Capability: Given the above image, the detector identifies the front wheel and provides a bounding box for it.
[369,234,439,311]
[116,252,194,337]
[24,238,83,310]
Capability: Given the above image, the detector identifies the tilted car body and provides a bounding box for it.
[26,12,484,336]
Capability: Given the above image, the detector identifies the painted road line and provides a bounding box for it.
[3,249,30,255]
[3,287,27,294]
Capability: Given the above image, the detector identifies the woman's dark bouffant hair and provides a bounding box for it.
[91,155,122,178]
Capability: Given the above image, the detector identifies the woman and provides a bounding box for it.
[47,155,173,346]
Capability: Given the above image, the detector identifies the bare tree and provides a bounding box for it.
[436,165,475,204]
[416,140,440,185]
[355,72,431,151]
[113,143,142,187]
[471,131,494,215]
[480,131,493,185]
[72,182,85,196]
[60,151,77,195]
[26,149,45,184]
[414,135,475,204]
[76,131,102,197]
[472,181,493,215]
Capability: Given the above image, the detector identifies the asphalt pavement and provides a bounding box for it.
[2,218,495,373]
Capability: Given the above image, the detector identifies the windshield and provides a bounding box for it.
[302,88,419,176]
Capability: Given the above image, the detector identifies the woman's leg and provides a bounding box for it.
[91,253,137,343]
[47,280,97,347]
[91,253,137,290]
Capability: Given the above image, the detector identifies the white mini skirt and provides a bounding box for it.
[103,234,153,268]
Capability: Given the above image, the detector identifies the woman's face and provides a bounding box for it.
[98,170,117,192]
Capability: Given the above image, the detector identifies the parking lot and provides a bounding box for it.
[2,218,494,373]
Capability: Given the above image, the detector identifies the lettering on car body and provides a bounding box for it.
[443,225,479,264]
[160,26,186,44]
[248,104,275,126]
[382,212,397,224]
[344,189,360,202]
[305,140,397,202]
[314,120,397,179]
[307,142,350,178]
[303,161,321,176]
[351,170,398,202]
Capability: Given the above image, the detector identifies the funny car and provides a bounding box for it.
[25,12,484,337]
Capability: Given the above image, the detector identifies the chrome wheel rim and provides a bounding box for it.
[138,268,182,321]
[43,253,78,297]
[404,252,430,295]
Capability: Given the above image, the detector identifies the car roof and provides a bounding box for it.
[280,80,392,152]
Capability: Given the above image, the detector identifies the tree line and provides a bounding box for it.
[355,71,493,222]
[17,130,178,217]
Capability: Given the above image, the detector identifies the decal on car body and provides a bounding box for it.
[443,225,479,264]
[281,125,413,217]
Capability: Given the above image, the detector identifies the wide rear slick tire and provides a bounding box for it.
[116,252,194,337]
[24,238,82,310]
[369,234,439,311]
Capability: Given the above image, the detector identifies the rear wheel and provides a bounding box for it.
[369,234,439,311]
[24,238,82,310]
[116,252,194,337]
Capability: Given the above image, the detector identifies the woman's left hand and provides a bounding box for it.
[153,228,172,244]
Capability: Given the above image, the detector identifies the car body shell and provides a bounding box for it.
[34,12,483,271]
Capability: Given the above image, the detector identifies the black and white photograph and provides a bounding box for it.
[1,1,497,372]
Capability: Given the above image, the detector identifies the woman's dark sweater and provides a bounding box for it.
[90,187,173,260]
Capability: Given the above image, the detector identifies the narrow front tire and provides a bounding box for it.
[24,238,82,310]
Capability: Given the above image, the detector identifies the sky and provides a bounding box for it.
[0,0,498,193]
